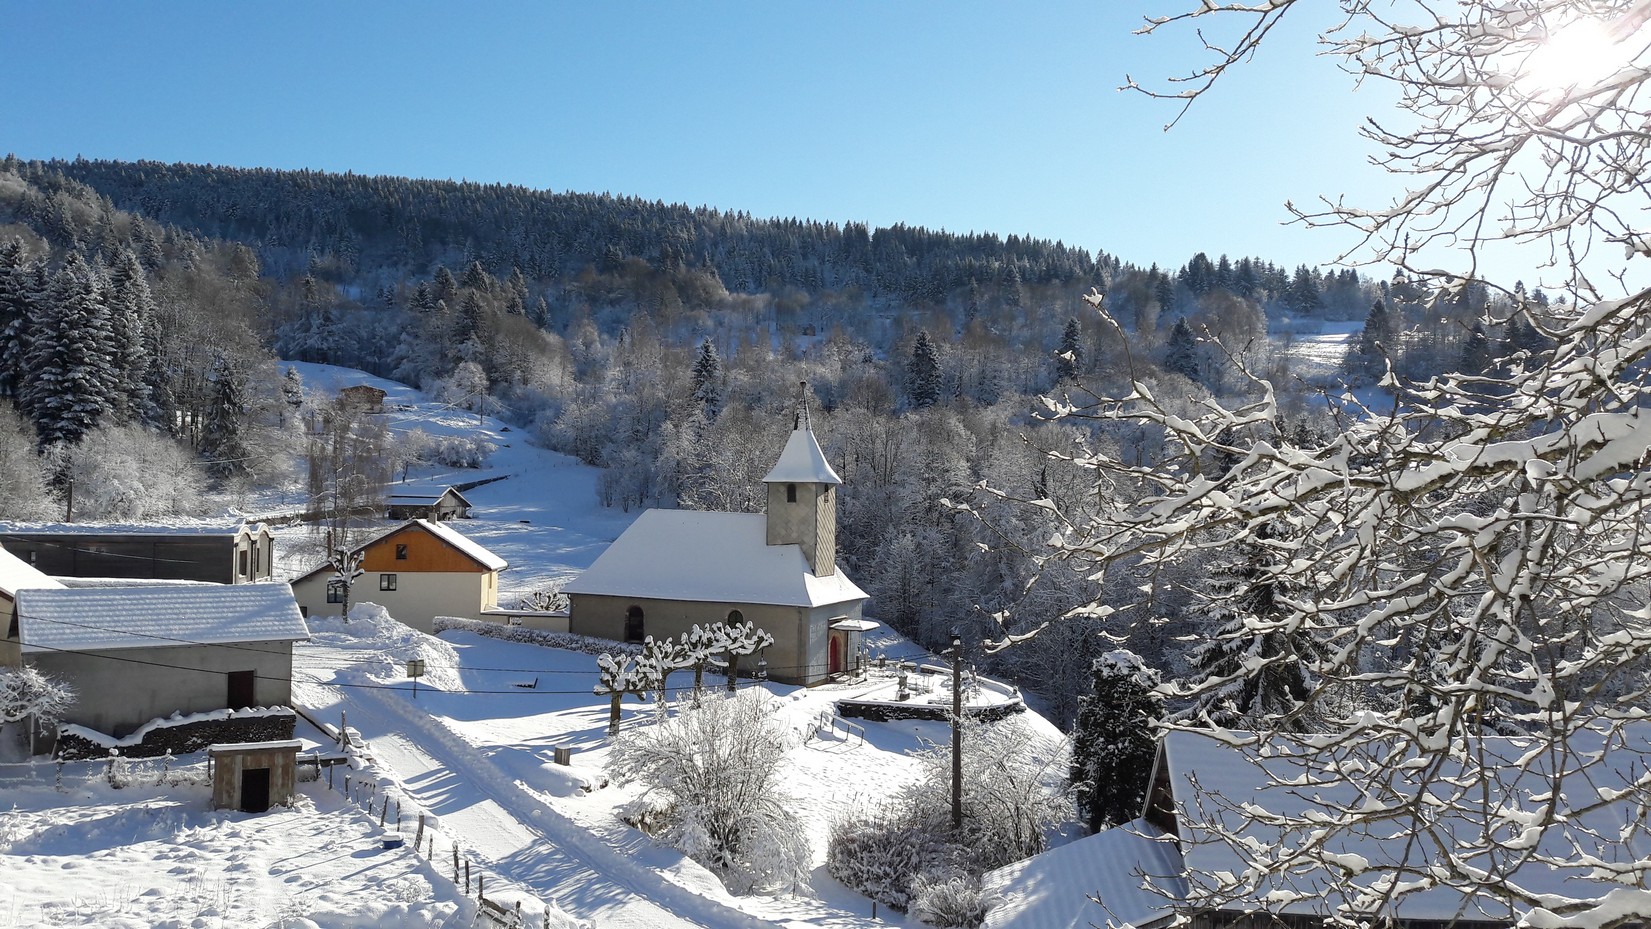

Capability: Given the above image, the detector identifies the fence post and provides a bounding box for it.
[478,874,484,902]
[452,845,459,884]
[327,763,334,791]
[379,796,388,827]
[415,813,425,848]
[395,799,401,829]
[465,860,471,894]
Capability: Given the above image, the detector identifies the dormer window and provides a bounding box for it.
[786,483,797,503]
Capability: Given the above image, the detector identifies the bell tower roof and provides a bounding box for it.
[763,381,841,486]
[763,427,841,486]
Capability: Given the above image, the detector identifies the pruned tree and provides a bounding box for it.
[637,634,695,707]
[1014,3,1651,925]
[721,620,774,692]
[594,653,655,736]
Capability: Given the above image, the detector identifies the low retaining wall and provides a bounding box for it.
[835,696,1025,723]
[57,708,298,761]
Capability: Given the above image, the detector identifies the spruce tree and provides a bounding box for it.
[1163,318,1200,382]
[1055,317,1084,384]
[106,250,156,425]
[907,330,942,408]
[1348,298,1394,383]
[1458,321,1494,375]
[200,353,251,481]
[689,338,723,419]
[1070,650,1163,831]
[1184,522,1320,731]
[0,238,32,401]
[23,253,116,447]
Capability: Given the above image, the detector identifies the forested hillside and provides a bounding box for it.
[0,155,1556,721]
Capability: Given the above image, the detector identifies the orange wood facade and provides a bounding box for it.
[359,525,488,573]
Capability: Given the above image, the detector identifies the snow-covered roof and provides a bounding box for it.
[1161,728,1651,924]
[983,820,1184,929]
[0,521,271,538]
[407,519,505,570]
[0,543,64,598]
[762,427,841,485]
[15,583,310,653]
[387,486,470,506]
[563,509,866,608]
[295,519,507,581]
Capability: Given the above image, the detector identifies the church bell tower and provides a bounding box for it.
[763,382,841,576]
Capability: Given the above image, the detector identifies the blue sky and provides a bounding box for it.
[2,2,1403,278]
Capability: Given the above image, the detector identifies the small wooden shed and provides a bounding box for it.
[210,739,302,813]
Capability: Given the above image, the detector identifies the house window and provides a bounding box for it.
[625,606,645,643]
[326,580,345,604]
[786,483,797,503]
[380,574,397,591]
[396,543,408,560]
[238,549,249,579]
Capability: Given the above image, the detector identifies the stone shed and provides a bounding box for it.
[209,739,302,813]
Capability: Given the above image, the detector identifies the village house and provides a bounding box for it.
[0,522,276,585]
[7,583,310,744]
[563,411,870,686]
[386,484,474,521]
[0,543,65,667]
[290,518,508,633]
[984,727,1647,929]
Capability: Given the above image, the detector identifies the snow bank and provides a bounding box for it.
[304,603,464,692]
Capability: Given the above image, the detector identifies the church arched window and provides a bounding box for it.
[727,609,744,624]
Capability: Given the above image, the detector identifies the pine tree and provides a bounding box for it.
[1285,265,1323,315]
[1070,650,1163,831]
[1054,317,1084,384]
[23,253,116,447]
[1458,321,1493,375]
[690,338,723,419]
[105,250,156,425]
[1184,522,1319,731]
[200,353,251,481]
[907,330,942,409]
[1348,298,1394,383]
[0,238,32,401]
[1163,317,1200,382]
[281,366,305,425]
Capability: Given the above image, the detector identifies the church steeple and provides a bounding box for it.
[763,382,840,576]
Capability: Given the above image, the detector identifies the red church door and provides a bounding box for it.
[829,636,842,674]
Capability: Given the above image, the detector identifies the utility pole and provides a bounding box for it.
[951,630,963,832]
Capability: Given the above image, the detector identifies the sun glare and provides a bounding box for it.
[1519,18,1626,95]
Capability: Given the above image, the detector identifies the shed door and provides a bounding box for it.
[241,767,271,813]
[227,670,256,709]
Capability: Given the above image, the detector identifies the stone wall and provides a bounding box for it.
[57,708,297,761]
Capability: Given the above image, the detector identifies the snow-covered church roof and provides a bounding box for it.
[762,426,841,486]
[563,509,865,608]
[15,583,310,653]
[0,543,64,599]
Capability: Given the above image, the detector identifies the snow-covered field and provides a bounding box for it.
[2,364,1074,928]
[0,760,469,928]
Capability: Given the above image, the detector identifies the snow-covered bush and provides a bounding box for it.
[607,690,809,894]
[909,872,1000,929]
[58,423,206,519]
[826,802,951,912]
[828,715,1067,914]
[425,434,494,469]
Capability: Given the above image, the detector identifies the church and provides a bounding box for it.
[563,408,871,686]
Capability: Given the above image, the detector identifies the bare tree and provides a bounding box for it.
[989,3,1651,926]
[0,666,74,756]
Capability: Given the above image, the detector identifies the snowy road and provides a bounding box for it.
[301,681,777,929]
